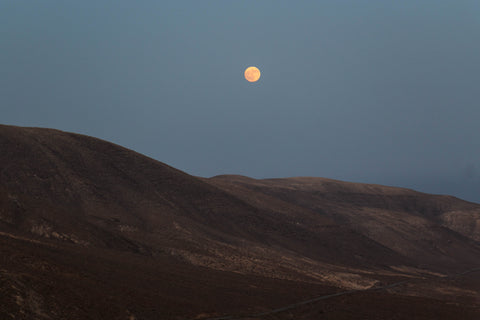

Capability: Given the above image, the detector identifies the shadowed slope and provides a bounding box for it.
[0,125,280,252]
[1,124,479,319]
[0,124,409,279]
[207,175,480,271]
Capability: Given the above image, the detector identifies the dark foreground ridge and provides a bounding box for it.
[1,124,479,319]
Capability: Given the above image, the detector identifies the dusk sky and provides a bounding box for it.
[1,1,480,203]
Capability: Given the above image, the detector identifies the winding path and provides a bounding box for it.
[194,267,480,320]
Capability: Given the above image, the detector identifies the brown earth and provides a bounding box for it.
[1,124,479,319]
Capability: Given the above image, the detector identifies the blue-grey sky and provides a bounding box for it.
[1,1,480,203]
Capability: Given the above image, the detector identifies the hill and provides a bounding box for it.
[1,124,479,319]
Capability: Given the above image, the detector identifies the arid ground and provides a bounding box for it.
[1,124,479,319]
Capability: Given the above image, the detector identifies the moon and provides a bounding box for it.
[244,66,261,82]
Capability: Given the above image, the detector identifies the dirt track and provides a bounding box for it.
[197,267,480,320]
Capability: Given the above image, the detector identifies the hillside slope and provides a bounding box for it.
[207,175,480,271]
[1,124,479,319]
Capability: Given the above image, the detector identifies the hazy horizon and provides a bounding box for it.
[1,1,479,203]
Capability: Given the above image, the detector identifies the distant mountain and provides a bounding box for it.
[1,124,479,319]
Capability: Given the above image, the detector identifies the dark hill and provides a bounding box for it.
[207,175,480,270]
[1,124,479,319]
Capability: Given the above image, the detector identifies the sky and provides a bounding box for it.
[1,1,480,203]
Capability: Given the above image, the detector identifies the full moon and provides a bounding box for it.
[244,66,261,82]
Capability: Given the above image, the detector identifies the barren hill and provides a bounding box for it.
[1,124,479,319]
[207,175,480,270]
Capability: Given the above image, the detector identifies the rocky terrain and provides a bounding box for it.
[1,124,479,319]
